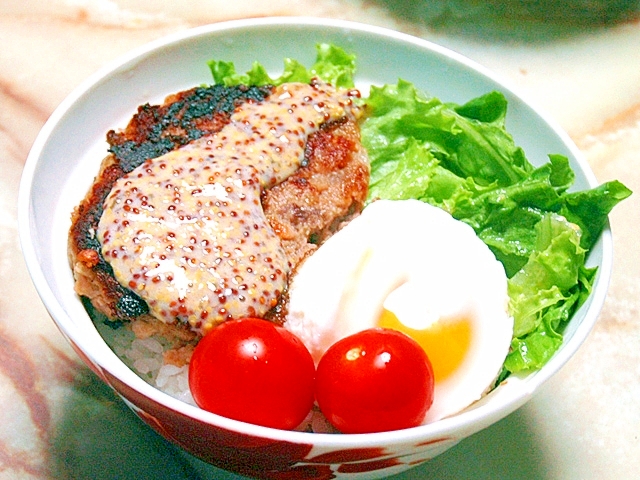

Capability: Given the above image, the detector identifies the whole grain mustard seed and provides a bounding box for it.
[98,81,360,334]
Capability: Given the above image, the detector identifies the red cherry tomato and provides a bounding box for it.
[189,317,315,430]
[315,328,434,434]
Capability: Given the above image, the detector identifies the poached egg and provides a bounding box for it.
[285,199,513,423]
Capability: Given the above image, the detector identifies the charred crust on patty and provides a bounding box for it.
[107,84,272,173]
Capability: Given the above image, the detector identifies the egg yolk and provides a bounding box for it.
[378,309,472,382]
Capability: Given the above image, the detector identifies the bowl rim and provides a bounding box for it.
[18,16,612,449]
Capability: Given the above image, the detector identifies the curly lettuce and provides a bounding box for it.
[208,43,356,89]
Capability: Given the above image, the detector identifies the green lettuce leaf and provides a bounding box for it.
[363,80,532,188]
[504,264,595,372]
[208,43,356,88]
[507,213,585,338]
[560,179,632,250]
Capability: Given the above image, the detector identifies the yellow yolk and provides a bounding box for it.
[378,309,472,383]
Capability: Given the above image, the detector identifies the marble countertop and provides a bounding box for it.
[1,1,638,478]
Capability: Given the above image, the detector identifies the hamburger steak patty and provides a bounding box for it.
[69,83,369,330]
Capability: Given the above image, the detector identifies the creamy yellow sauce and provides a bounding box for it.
[98,81,361,334]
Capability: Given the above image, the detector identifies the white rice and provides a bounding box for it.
[95,319,338,432]
[95,321,196,406]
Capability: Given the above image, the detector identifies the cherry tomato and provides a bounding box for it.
[188,317,315,430]
[315,328,434,434]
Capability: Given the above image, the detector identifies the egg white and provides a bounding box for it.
[285,199,513,424]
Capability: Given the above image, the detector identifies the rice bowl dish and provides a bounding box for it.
[19,18,629,478]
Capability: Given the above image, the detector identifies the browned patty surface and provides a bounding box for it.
[69,83,369,332]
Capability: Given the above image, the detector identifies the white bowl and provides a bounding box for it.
[18,17,611,479]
